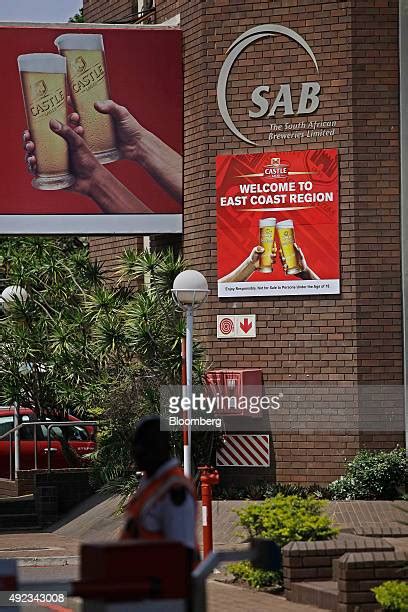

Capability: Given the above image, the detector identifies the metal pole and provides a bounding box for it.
[9,433,12,480]
[201,476,213,558]
[34,424,38,471]
[184,305,193,477]
[191,549,253,612]
[13,402,20,480]
[47,426,51,473]
[181,336,189,474]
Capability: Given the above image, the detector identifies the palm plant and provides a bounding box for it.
[0,238,211,489]
[0,237,105,418]
[89,248,209,492]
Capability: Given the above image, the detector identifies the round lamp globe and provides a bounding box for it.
[172,270,209,305]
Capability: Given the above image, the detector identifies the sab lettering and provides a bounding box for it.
[250,82,320,118]
[30,90,64,117]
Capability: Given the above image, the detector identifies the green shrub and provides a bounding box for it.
[228,561,280,590]
[328,448,408,501]
[235,494,338,545]
[264,483,331,500]
[213,481,331,501]
[373,581,408,611]
[228,494,338,589]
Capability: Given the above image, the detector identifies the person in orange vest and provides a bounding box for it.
[121,415,199,563]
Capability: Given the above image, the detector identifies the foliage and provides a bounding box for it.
[0,237,105,418]
[68,8,85,23]
[328,448,408,500]
[227,561,281,590]
[213,481,331,501]
[88,248,209,491]
[0,238,210,485]
[235,494,338,545]
[228,494,338,589]
[373,581,408,611]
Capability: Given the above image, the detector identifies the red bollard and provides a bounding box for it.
[198,466,220,558]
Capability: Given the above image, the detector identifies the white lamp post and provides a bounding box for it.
[172,270,209,477]
[1,285,29,309]
[2,286,29,479]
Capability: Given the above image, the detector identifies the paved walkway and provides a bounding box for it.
[208,581,320,612]
[50,495,408,547]
[1,495,407,611]
[0,533,79,560]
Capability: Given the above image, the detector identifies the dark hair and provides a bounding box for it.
[131,415,170,458]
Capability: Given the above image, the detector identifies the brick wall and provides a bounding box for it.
[83,0,134,23]
[89,236,143,283]
[83,0,404,484]
[179,0,402,484]
[155,0,179,23]
[84,0,180,23]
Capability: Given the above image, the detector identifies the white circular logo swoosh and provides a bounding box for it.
[217,24,319,146]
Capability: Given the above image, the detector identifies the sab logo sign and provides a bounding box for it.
[217,24,321,146]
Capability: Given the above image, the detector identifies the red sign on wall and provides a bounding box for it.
[216,149,339,297]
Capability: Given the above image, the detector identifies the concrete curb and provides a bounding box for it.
[15,556,80,567]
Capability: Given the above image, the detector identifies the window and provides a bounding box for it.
[0,416,13,437]
[42,419,90,442]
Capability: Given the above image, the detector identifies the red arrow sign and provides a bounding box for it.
[240,318,253,334]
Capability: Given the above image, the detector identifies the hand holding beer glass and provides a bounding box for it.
[55,33,182,204]
[21,32,182,210]
[277,220,320,280]
[219,244,277,283]
[18,53,75,190]
[54,34,120,164]
[68,99,183,205]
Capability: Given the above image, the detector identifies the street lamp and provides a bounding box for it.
[1,285,29,309]
[2,285,29,479]
[172,270,209,477]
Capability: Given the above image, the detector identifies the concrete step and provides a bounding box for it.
[0,513,39,532]
[0,478,19,498]
[0,494,35,515]
[354,523,408,538]
[289,581,338,610]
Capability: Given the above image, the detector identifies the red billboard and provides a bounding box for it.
[0,24,182,234]
[217,149,339,297]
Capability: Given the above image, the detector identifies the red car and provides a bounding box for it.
[0,407,96,478]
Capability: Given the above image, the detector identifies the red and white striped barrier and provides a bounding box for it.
[216,434,270,467]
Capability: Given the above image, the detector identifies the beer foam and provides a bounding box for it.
[54,34,104,51]
[18,53,66,74]
[259,218,277,227]
[276,220,294,229]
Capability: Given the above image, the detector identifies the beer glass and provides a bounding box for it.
[54,33,120,164]
[18,53,74,190]
[259,218,276,273]
[276,220,303,274]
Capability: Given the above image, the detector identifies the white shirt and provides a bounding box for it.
[135,459,196,551]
